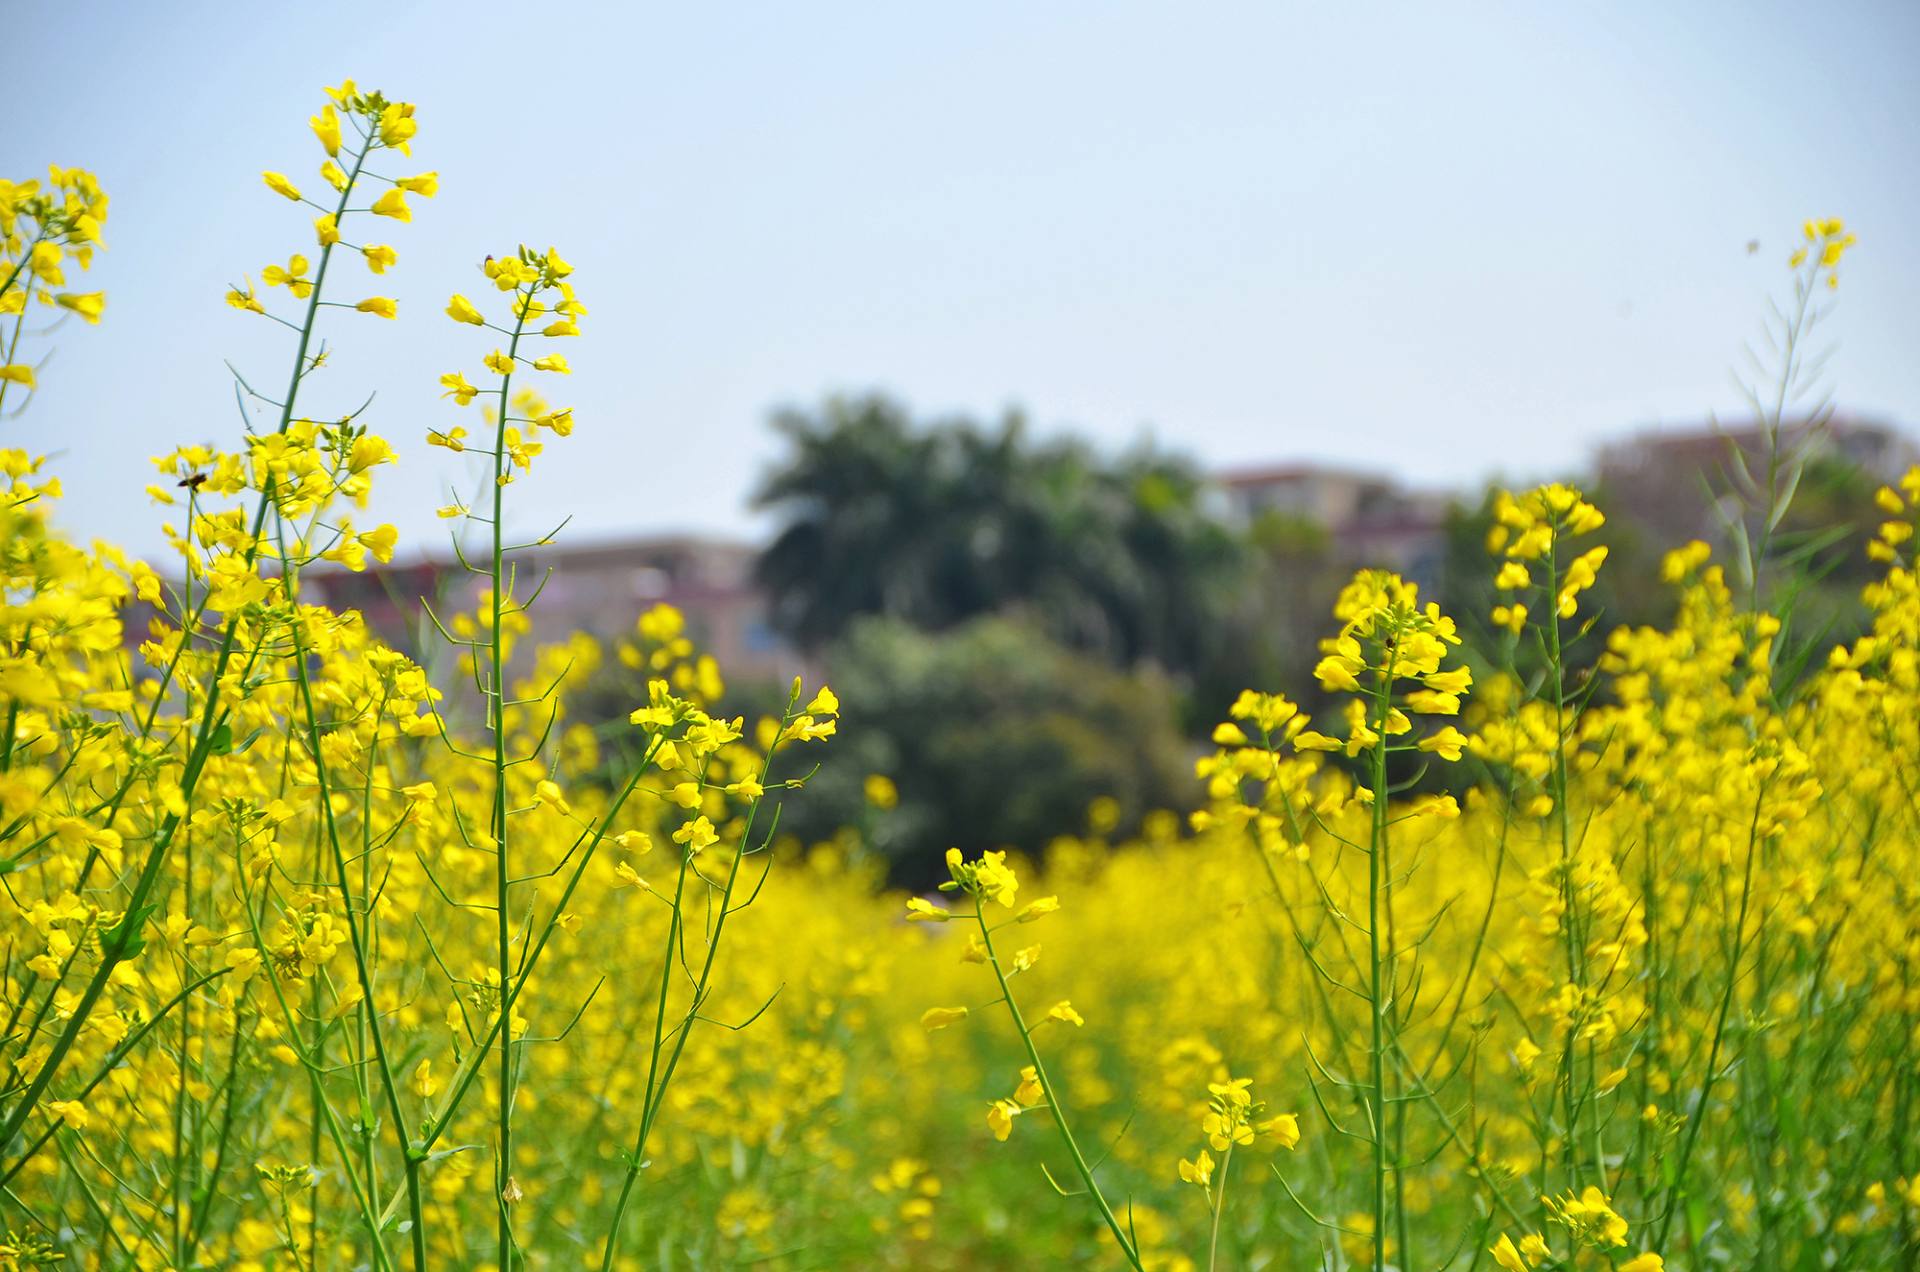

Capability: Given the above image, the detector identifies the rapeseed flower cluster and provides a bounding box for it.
[1,163,109,407]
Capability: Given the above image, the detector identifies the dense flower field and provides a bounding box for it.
[5,83,1918,1271]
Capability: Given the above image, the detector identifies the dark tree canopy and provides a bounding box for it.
[773,615,1196,889]
[752,394,1249,678]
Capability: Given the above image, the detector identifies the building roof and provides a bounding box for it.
[1214,461,1390,489]
[1598,412,1906,461]
[302,531,758,589]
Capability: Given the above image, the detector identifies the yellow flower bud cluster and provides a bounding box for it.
[1176,1077,1299,1194]
[1488,483,1609,629]
[1788,216,1856,288]
[2,165,110,397]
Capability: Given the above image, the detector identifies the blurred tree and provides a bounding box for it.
[777,615,1195,889]
[1196,510,1350,718]
[752,394,1249,678]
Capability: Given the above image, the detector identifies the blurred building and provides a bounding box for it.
[1214,462,1452,586]
[1594,413,1919,546]
[306,534,801,686]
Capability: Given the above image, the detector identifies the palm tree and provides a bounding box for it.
[752,393,1250,677]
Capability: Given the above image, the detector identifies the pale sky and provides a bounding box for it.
[11,0,1920,560]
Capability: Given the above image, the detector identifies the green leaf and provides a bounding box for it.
[101,903,158,962]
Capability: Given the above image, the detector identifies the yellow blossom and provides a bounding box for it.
[447,294,484,325]
[920,1006,969,1032]
[371,188,410,221]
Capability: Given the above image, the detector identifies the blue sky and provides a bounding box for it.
[12,0,1920,559]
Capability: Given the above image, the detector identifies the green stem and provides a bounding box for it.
[1653,785,1767,1250]
[600,714,795,1269]
[1207,1142,1233,1271]
[489,291,532,1271]
[418,748,662,1162]
[976,901,1145,1272]
[1541,530,1591,1192]
[1367,673,1391,1272]
[0,227,50,418]
[276,534,427,1268]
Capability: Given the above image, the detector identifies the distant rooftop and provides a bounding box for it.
[1214,461,1394,489]
[1597,412,1914,467]
[1597,411,1912,455]
[301,531,799,683]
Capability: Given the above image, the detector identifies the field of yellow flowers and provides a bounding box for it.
[5,82,1919,1272]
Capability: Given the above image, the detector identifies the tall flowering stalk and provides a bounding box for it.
[1487,485,1611,1200]
[594,678,840,1269]
[430,250,841,1269]
[907,848,1153,1269]
[1720,217,1858,612]
[1293,571,1472,1271]
[205,82,447,1271]
[434,243,584,1269]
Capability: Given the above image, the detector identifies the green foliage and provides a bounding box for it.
[753,394,1249,676]
[780,615,1194,888]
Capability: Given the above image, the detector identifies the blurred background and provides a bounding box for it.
[13,0,1920,881]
